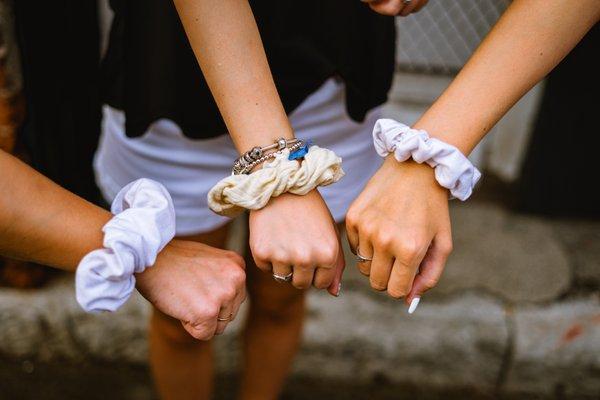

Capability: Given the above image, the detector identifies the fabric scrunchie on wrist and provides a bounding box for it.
[75,178,176,313]
[208,145,344,217]
[372,119,481,200]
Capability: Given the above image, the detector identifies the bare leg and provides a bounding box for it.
[238,246,306,400]
[149,223,230,400]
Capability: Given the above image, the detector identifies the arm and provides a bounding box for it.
[173,0,343,295]
[347,0,600,306]
[0,150,109,268]
[0,150,245,339]
[172,0,292,151]
[415,0,600,154]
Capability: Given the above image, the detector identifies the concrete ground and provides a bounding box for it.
[1,187,599,400]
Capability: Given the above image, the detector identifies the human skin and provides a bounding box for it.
[0,150,246,339]
[173,0,343,295]
[346,0,600,305]
[362,0,428,17]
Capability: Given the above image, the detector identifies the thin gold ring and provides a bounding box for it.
[217,313,233,322]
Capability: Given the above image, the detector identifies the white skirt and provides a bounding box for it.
[94,78,382,235]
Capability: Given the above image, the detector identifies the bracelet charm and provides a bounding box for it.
[233,137,303,175]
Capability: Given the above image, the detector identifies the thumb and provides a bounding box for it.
[405,235,451,307]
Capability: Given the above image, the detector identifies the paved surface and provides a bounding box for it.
[1,197,599,399]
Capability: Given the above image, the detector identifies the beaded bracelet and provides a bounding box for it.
[232,137,302,175]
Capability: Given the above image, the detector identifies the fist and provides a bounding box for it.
[136,240,246,340]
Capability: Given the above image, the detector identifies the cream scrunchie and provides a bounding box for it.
[208,146,344,217]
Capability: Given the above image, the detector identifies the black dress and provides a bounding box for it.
[101,0,397,139]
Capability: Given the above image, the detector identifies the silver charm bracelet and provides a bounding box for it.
[233,138,303,175]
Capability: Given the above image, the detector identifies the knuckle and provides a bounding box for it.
[374,231,395,250]
[293,280,311,290]
[422,276,440,290]
[224,250,245,266]
[398,236,426,259]
[359,223,376,239]
[291,252,313,269]
[370,280,387,291]
[271,251,291,266]
[357,264,370,276]
[315,245,338,267]
[229,267,246,286]
[313,278,330,290]
[197,332,213,341]
[198,302,219,320]
[190,327,212,341]
[345,208,360,227]
[387,285,410,299]
[189,330,205,340]
[440,239,453,256]
[251,243,271,263]
[220,286,237,302]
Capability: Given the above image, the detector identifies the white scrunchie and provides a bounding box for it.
[208,146,344,217]
[75,178,176,313]
[372,119,481,200]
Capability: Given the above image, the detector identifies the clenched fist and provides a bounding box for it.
[136,239,246,340]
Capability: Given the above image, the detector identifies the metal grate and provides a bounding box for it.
[396,0,510,75]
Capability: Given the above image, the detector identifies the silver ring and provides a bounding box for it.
[217,313,233,322]
[355,247,373,263]
[402,0,412,4]
[272,271,293,283]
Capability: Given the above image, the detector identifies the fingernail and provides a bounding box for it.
[408,297,421,314]
[335,282,342,297]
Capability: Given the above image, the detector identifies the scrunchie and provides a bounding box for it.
[372,119,481,200]
[208,146,344,217]
[75,178,176,313]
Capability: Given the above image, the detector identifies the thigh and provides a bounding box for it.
[246,252,306,319]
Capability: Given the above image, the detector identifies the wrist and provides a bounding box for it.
[373,119,480,200]
[382,156,449,196]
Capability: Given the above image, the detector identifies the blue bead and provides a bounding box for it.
[288,140,313,161]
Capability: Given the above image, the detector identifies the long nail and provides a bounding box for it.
[335,282,342,297]
[408,297,421,314]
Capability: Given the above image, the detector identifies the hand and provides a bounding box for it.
[362,0,429,17]
[135,239,246,340]
[249,190,344,296]
[346,157,452,306]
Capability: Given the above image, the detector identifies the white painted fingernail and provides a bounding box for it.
[336,282,342,297]
[408,297,421,314]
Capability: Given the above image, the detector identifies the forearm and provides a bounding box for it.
[173,0,293,152]
[0,151,110,270]
[414,0,600,154]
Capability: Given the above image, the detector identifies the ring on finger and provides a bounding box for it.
[355,246,373,263]
[217,313,233,322]
[273,271,293,283]
[402,0,412,4]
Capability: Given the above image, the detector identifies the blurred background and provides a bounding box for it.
[1,0,598,399]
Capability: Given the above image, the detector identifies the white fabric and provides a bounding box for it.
[208,146,344,217]
[76,178,176,313]
[94,78,383,235]
[372,119,481,201]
